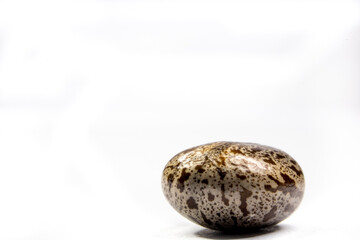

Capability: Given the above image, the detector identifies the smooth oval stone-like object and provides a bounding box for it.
[162,142,305,231]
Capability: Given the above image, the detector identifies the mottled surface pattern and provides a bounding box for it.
[161,142,305,231]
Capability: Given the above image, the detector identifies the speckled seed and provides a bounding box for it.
[161,142,305,231]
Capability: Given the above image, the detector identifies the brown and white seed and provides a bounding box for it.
[161,142,305,231]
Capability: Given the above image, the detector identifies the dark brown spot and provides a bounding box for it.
[289,165,303,176]
[290,159,297,165]
[208,192,215,201]
[176,169,191,193]
[268,175,278,183]
[167,174,174,192]
[218,156,226,166]
[230,148,242,154]
[247,147,262,154]
[263,206,277,222]
[221,184,230,206]
[195,165,205,173]
[236,174,247,180]
[276,153,286,159]
[263,154,276,165]
[186,197,198,209]
[201,211,213,226]
[201,179,208,184]
[265,173,298,197]
[216,168,227,180]
[281,173,296,189]
[239,186,252,217]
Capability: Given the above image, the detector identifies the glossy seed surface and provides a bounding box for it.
[161,142,305,231]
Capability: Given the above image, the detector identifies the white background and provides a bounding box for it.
[0,0,360,239]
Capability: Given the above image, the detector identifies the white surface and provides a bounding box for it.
[0,0,360,239]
